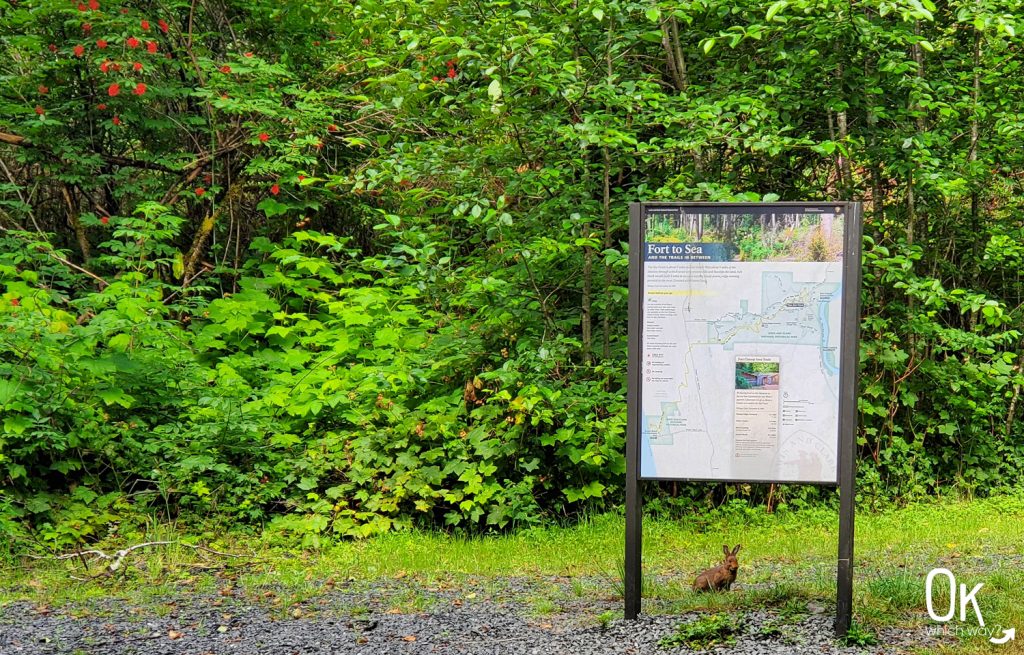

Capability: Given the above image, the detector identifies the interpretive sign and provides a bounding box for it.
[638,203,849,483]
[624,202,863,635]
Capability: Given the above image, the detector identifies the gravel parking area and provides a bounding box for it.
[0,580,945,654]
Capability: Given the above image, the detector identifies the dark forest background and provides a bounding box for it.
[2,0,1023,549]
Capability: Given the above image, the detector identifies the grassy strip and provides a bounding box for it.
[3,495,1024,653]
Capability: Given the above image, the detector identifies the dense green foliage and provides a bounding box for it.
[2,0,1023,548]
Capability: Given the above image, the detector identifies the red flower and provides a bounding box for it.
[112,115,121,125]
[219,65,231,73]
[158,19,169,33]
[73,44,85,57]
[146,41,157,54]
[298,174,306,181]
[88,0,99,9]
[431,76,440,82]
[141,19,150,30]
[447,67,456,78]
[195,187,205,197]
[96,39,107,49]
[244,51,253,58]
[258,132,269,142]
[34,105,45,115]
[120,7,128,14]
[48,44,58,52]
[327,124,338,132]
[77,3,86,11]
[314,141,323,150]
[133,61,143,71]
[97,103,107,110]
[270,183,280,196]
[100,60,110,73]
[112,62,121,71]
[107,82,120,96]
[10,298,20,307]
[82,23,92,33]
[220,93,229,100]
[100,216,109,224]
[132,82,146,96]
[38,85,49,94]
[126,36,139,49]
[313,40,320,46]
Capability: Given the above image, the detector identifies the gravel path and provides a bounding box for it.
[0,580,946,654]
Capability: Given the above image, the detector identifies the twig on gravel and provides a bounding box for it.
[26,541,260,578]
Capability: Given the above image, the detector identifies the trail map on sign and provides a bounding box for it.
[639,205,845,483]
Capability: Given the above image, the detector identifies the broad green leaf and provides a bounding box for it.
[487,78,502,100]
[766,0,787,21]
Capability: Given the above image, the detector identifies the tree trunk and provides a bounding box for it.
[182,181,243,283]
[61,185,90,262]
[970,26,982,257]
[602,146,612,360]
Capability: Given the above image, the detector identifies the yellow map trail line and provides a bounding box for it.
[648,275,833,437]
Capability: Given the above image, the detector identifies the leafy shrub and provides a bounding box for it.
[659,613,745,650]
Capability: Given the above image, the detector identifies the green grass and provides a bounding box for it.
[659,613,744,650]
[4,495,1024,653]
[840,620,878,647]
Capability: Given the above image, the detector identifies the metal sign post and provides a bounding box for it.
[624,202,862,635]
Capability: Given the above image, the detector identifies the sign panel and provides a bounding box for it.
[637,203,851,484]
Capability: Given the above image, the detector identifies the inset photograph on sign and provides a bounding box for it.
[643,205,844,262]
[638,204,846,483]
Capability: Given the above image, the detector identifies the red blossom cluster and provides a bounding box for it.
[431,59,458,82]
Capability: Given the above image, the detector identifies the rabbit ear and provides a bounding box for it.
[732,544,742,555]
[722,544,730,556]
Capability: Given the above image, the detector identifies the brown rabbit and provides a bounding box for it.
[692,544,741,592]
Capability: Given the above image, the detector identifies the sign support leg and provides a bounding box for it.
[835,201,862,636]
[624,475,641,619]
[625,202,643,620]
[836,477,854,635]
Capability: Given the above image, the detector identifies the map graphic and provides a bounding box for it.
[639,206,845,483]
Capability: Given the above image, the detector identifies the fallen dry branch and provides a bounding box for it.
[27,540,260,579]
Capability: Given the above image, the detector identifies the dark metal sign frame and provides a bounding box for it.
[624,201,862,635]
